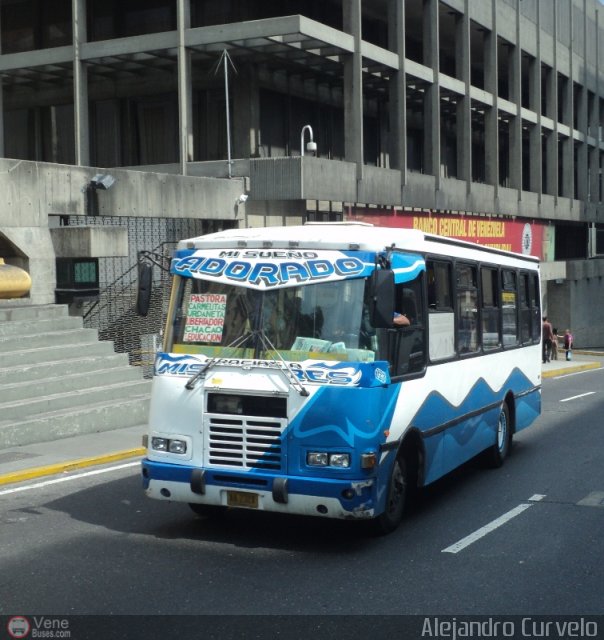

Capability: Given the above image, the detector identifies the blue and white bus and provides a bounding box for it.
[141,223,542,533]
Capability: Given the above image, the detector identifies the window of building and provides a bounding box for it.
[1,0,71,53]
[88,0,175,41]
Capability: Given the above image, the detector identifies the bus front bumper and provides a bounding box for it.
[141,459,377,520]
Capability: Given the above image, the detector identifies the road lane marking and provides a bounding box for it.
[442,499,542,554]
[0,461,140,497]
[577,492,604,508]
[528,494,546,502]
[560,391,596,403]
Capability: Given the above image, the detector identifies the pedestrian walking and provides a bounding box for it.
[542,316,554,363]
[551,328,559,360]
[563,329,573,361]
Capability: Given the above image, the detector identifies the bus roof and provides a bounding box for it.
[178,222,539,266]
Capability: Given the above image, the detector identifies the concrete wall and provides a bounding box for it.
[546,258,604,347]
[0,158,245,304]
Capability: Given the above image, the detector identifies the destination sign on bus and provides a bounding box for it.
[171,249,374,289]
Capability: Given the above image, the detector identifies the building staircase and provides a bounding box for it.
[0,303,151,449]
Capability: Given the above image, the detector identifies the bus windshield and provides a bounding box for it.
[168,276,377,362]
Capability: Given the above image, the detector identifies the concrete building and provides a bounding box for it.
[1,0,604,345]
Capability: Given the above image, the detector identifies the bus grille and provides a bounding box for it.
[206,415,284,471]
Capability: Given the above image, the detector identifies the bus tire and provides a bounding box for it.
[188,503,224,518]
[485,402,511,468]
[370,454,408,535]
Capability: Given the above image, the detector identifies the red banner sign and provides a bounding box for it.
[347,209,545,260]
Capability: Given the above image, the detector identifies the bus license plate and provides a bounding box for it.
[227,491,258,509]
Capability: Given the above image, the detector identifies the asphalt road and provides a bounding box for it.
[0,367,602,629]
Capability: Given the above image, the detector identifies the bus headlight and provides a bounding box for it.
[329,453,351,468]
[151,437,187,455]
[168,439,187,454]
[151,437,168,451]
[306,452,351,468]
[307,452,329,466]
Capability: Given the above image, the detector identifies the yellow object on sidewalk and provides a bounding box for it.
[0,258,31,298]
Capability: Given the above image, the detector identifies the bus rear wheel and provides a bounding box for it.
[370,455,408,535]
[485,402,512,468]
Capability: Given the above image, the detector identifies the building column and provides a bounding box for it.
[530,1,542,197]
[72,0,89,167]
[0,79,4,159]
[177,0,193,175]
[529,66,542,194]
[589,6,601,206]
[576,1,589,203]
[233,62,260,160]
[545,0,558,199]
[423,0,440,187]
[456,1,471,189]
[509,0,522,193]
[343,0,363,181]
[560,1,574,199]
[388,0,407,192]
[484,0,498,192]
[0,7,4,158]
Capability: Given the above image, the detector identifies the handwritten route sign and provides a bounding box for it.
[183,293,227,343]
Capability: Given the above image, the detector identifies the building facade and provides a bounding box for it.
[1,0,604,345]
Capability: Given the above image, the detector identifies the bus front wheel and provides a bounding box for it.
[371,455,408,535]
[485,402,512,468]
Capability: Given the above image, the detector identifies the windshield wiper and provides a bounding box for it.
[185,331,254,390]
[184,323,309,397]
[254,329,309,397]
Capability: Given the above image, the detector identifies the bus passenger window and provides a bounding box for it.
[427,259,455,361]
[381,274,426,376]
[529,273,541,342]
[427,261,452,310]
[481,267,501,351]
[519,272,531,344]
[501,270,518,347]
[456,264,479,354]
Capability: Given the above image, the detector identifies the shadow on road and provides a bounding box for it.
[42,439,533,553]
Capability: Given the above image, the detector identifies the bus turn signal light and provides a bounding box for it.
[361,452,377,469]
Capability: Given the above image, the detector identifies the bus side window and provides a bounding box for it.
[456,263,479,354]
[519,272,531,344]
[387,274,426,376]
[427,259,455,361]
[480,266,501,351]
[501,269,518,347]
[530,273,541,342]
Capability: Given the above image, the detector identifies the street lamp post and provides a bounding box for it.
[300,124,317,156]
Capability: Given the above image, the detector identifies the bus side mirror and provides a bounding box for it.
[370,269,395,328]
[136,262,153,316]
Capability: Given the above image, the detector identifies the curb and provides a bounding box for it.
[0,447,145,487]
[542,362,601,379]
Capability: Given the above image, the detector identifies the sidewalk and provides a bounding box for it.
[0,351,602,488]
[0,424,146,488]
[541,349,604,378]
